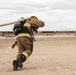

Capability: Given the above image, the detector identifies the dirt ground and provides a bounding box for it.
[0,35,76,75]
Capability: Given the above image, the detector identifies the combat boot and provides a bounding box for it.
[17,54,26,68]
[13,60,18,70]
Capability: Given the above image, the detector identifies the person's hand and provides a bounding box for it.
[11,44,15,49]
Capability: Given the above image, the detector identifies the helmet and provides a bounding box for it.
[30,16,38,20]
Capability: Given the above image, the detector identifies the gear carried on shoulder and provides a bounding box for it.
[13,21,31,35]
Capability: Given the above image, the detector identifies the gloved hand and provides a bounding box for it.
[11,41,17,49]
[11,44,15,49]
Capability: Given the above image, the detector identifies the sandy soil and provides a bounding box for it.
[0,35,76,75]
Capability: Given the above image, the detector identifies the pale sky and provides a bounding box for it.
[0,0,76,31]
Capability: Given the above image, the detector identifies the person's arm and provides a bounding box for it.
[11,40,17,49]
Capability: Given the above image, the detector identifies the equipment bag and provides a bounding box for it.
[13,22,31,35]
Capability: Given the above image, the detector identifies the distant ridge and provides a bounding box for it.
[41,31,76,33]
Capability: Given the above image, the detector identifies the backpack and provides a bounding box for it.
[13,22,30,35]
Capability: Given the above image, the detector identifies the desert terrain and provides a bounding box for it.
[0,34,76,75]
